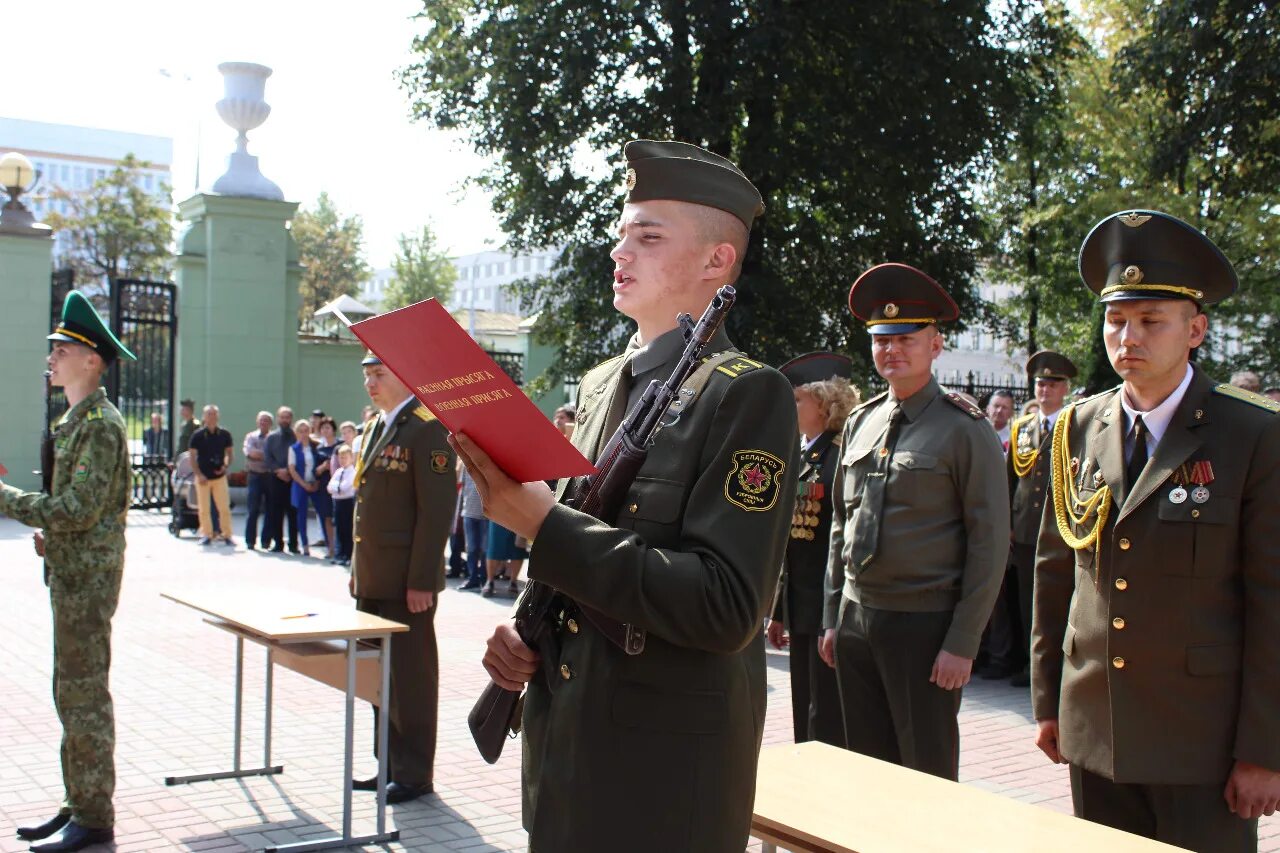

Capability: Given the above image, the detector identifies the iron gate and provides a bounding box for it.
[48,272,178,510]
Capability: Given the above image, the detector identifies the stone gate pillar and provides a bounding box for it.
[174,194,300,434]
[0,227,54,492]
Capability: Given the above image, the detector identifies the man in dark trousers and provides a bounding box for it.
[987,350,1076,687]
[349,352,456,804]
[768,352,857,746]
[458,140,798,852]
[263,405,297,553]
[1033,210,1280,850]
[820,264,1009,781]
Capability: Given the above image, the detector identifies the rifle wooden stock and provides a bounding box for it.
[467,285,738,763]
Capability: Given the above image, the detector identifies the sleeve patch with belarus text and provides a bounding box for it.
[725,449,785,512]
[430,450,451,474]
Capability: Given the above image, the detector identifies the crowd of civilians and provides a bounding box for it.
[162,399,579,586]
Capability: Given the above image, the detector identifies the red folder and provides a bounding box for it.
[350,299,594,482]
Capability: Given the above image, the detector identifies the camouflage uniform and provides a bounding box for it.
[0,387,130,830]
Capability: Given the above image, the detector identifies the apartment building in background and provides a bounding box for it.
[0,116,172,263]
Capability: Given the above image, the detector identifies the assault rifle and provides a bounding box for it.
[468,284,738,763]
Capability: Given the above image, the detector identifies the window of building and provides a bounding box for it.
[524,257,532,272]
[144,174,153,190]
[60,164,70,183]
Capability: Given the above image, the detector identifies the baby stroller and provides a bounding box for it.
[169,455,200,537]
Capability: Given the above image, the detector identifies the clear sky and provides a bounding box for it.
[6,0,505,267]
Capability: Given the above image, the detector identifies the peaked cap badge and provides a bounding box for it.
[1122,265,1144,284]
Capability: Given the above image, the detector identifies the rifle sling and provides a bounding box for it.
[576,350,742,655]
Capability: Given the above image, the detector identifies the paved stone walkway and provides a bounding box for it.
[0,512,1274,851]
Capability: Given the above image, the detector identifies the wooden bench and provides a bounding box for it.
[752,742,1184,852]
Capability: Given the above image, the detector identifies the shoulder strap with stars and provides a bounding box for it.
[941,390,986,419]
[1212,383,1280,413]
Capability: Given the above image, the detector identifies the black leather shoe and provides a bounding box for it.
[29,823,113,852]
[351,776,378,791]
[16,813,69,841]
[385,781,432,804]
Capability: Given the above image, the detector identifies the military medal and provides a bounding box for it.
[1172,460,1214,506]
[1168,486,1187,504]
[1191,485,1210,504]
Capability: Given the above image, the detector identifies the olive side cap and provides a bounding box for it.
[623,139,764,229]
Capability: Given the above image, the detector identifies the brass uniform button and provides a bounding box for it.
[1115,577,1128,591]
[1118,538,1131,551]
[566,618,579,634]
[1112,656,1126,670]
[1112,617,1126,630]
[559,663,573,680]
[1191,509,1200,519]
[629,503,639,513]
[354,535,362,544]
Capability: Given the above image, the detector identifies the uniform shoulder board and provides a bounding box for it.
[714,355,765,379]
[850,390,888,413]
[1011,412,1037,430]
[943,391,986,419]
[413,407,437,422]
[1213,383,1280,413]
[86,407,104,421]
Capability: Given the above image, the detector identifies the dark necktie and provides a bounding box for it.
[1125,415,1148,490]
[599,357,635,450]
[851,404,903,571]
[1041,416,1051,436]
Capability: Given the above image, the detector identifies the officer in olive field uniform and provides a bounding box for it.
[1032,211,1280,851]
[461,140,798,852]
[820,264,1009,781]
[349,352,457,804]
[0,291,134,853]
[769,352,854,746]
[989,350,1077,687]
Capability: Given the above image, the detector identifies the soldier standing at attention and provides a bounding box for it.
[988,350,1077,687]
[1032,210,1280,850]
[768,352,859,746]
[818,264,1009,781]
[348,352,457,804]
[455,140,799,851]
[1,291,134,853]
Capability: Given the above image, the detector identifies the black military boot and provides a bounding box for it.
[16,813,69,841]
[29,822,113,852]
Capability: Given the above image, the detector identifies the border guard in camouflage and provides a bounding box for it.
[1031,210,1280,850]
[821,263,1009,781]
[459,140,799,852]
[0,290,134,853]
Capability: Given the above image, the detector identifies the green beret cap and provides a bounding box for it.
[779,352,853,387]
[1079,210,1236,307]
[1026,350,1077,383]
[48,290,136,362]
[848,263,959,335]
[623,140,764,228]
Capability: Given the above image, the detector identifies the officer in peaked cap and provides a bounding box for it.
[1032,211,1279,851]
[821,264,1008,780]
[769,352,858,748]
[461,139,797,851]
[1,290,132,851]
[985,350,1078,688]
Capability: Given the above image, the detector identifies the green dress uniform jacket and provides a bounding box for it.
[0,387,130,829]
[351,399,456,786]
[824,378,1009,656]
[522,327,799,853]
[1008,412,1052,546]
[351,401,456,599]
[775,430,841,635]
[1032,366,1280,785]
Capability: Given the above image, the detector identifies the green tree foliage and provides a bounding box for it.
[292,192,371,326]
[44,153,173,287]
[382,224,459,310]
[401,0,1026,384]
[983,0,1280,390]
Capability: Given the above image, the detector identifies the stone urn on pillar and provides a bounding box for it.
[211,62,284,200]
